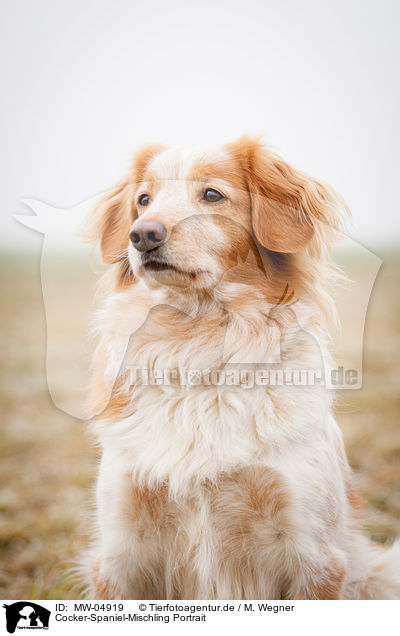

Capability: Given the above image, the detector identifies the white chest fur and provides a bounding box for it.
[94,281,336,498]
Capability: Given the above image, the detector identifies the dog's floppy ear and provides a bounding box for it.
[230,137,338,253]
[93,177,135,264]
[81,144,165,264]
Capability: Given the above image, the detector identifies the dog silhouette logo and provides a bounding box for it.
[2,602,50,633]
[15,196,382,414]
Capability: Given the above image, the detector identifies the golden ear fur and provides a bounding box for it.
[81,144,165,264]
[229,136,344,254]
[93,178,134,264]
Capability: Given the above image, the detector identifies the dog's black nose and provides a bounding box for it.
[130,221,167,252]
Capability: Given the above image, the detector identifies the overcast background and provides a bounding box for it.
[1,0,399,252]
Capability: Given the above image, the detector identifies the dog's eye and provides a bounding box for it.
[138,194,150,206]
[203,188,224,203]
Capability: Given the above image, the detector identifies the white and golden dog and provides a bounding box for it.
[82,137,400,599]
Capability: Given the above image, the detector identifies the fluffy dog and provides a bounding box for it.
[82,137,400,599]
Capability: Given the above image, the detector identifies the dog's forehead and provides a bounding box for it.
[146,145,230,182]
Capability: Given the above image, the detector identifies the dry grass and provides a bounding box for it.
[335,250,400,542]
[0,250,399,599]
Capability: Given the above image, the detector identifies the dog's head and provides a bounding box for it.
[83,137,344,300]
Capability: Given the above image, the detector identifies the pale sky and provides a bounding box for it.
[1,0,399,252]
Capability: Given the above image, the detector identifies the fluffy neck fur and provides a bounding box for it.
[91,262,334,498]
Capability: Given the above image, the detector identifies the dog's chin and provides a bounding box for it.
[134,257,216,290]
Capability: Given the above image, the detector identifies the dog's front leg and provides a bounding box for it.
[91,452,166,599]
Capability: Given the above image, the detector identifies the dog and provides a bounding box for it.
[82,136,400,599]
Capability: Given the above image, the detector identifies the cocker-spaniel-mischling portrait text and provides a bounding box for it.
[81,137,400,600]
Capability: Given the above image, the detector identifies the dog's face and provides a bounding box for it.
[85,137,341,295]
[129,145,254,290]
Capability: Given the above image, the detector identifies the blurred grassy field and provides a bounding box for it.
[0,250,399,600]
